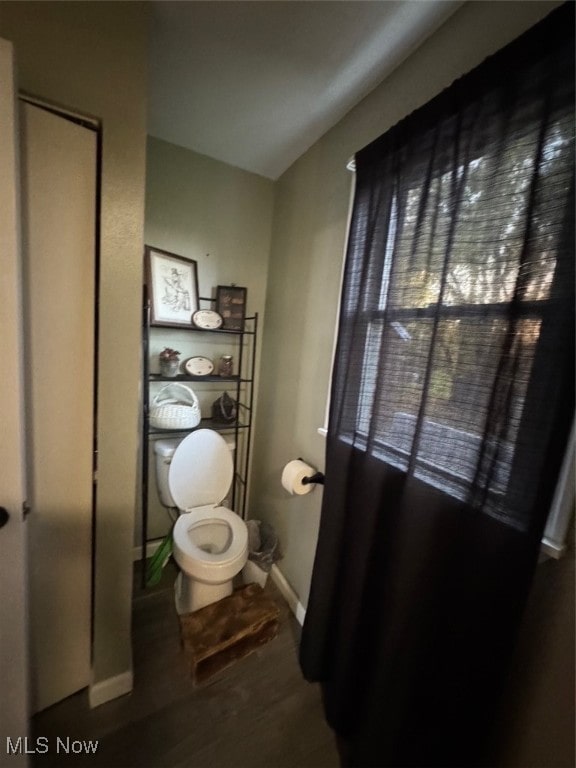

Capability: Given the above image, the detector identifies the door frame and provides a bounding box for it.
[0,37,30,766]
[19,92,102,674]
[19,97,102,712]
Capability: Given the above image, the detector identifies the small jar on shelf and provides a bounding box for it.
[158,347,181,377]
[218,355,234,377]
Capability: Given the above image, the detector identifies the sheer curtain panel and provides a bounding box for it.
[300,5,574,766]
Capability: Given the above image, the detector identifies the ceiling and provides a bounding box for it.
[148,1,462,180]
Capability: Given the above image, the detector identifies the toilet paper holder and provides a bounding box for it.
[297,458,325,486]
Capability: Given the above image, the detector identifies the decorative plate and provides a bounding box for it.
[185,356,214,376]
[191,309,223,330]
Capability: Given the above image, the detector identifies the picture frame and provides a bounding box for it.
[216,285,247,331]
[145,246,199,327]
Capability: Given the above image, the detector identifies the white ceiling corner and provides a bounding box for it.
[148,1,463,180]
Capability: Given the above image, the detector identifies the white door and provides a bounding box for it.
[0,38,30,767]
[20,102,96,713]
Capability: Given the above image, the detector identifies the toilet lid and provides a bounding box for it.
[168,429,233,510]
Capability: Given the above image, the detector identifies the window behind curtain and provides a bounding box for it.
[335,27,575,532]
[303,10,574,764]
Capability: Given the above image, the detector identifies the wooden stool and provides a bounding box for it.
[179,583,280,684]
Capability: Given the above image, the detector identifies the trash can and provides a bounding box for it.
[242,520,280,588]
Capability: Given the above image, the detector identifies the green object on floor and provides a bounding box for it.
[146,528,173,587]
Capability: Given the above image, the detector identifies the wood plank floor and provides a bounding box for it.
[31,563,339,768]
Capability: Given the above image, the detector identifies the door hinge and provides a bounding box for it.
[22,501,31,519]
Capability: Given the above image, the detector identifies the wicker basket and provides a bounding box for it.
[149,383,201,430]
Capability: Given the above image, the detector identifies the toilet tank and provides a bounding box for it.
[153,435,236,510]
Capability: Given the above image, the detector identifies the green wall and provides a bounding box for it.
[145,137,274,305]
[144,137,274,541]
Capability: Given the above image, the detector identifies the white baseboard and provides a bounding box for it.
[89,669,133,709]
[132,539,163,562]
[270,564,306,626]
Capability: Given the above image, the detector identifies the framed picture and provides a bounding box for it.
[145,246,199,327]
[216,285,247,331]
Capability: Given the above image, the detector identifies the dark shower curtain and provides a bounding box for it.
[300,5,575,767]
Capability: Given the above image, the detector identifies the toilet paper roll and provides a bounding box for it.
[282,459,316,495]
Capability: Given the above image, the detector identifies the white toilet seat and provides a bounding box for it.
[169,429,233,511]
[173,505,248,584]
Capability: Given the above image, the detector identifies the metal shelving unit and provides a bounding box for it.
[141,287,258,582]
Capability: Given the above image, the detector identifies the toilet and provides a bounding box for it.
[153,429,248,614]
